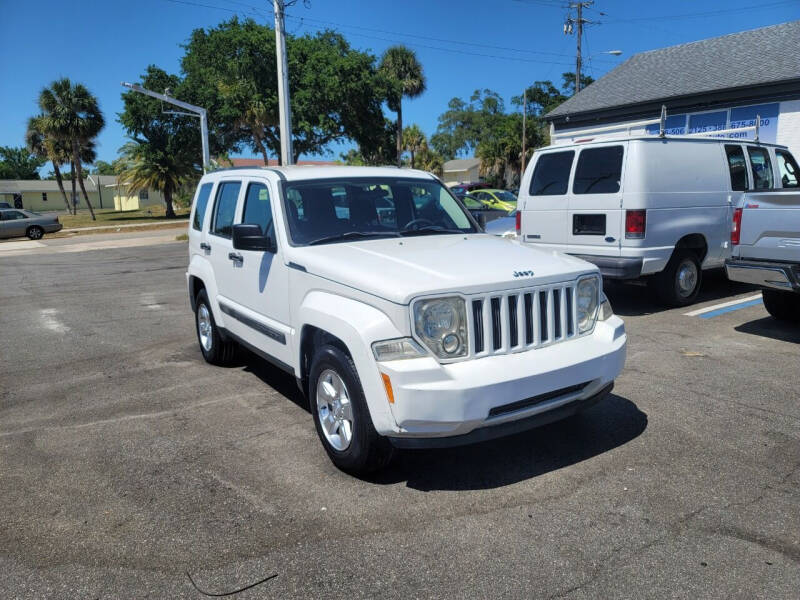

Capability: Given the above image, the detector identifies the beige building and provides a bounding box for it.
[0,176,164,213]
[443,158,481,186]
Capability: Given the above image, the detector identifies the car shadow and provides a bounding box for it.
[735,316,800,344]
[367,394,647,491]
[605,269,758,317]
[235,348,311,414]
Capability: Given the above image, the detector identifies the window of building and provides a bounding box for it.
[192,183,214,231]
[241,183,273,237]
[724,145,748,192]
[138,190,149,201]
[573,146,624,195]
[747,147,774,190]
[211,181,241,238]
[529,151,575,196]
[42,192,48,202]
[775,150,799,188]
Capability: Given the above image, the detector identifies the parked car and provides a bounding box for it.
[725,148,800,322]
[0,202,11,209]
[466,189,517,212]
[187,166,626,474]
[518,135,800,306]
[449,182,491,198]
[484,210,519,238]
[0,209,62,240]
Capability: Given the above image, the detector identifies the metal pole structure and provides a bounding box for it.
[575,2,583,93]
[273,0,294,165]
[120,82,211,172]
[521,89,527,176]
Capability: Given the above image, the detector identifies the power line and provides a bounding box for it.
[601,0,796,23]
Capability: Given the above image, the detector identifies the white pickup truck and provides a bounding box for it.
[186,166,626,474]
[725,150,800,322]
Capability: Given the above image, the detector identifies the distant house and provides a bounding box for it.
[0,176,164,212]
[443,158,481,185]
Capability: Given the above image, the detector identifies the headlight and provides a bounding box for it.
[576,276,600,333]
[372,338,427,361]
[598,291,614,321]
[413,296,468,359]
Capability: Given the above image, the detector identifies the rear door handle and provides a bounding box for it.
[200,242,211,252]
[228,252,243,265]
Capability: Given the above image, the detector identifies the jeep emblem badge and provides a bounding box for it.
[513,270,534,278]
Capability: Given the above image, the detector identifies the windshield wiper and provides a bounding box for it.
[306,231,400,246]
[399,225,465,237]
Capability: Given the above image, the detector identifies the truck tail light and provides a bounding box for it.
[731,208,742,245]
[515,210,521,235]
[625,210,646,239]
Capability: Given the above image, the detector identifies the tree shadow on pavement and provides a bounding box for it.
[735,317,800,344]
[605,269,757,317]
[369,394,647,491]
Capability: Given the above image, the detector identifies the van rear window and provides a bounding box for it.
[529,151,574,196]
[573,146,624,194]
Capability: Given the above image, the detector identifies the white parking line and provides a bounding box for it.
[39,308,70,334]
[683,294,763,317]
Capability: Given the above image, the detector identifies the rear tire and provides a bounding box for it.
[650,250,702,307]
[762,289,800,323]
[309,344,393,474]
[194,289,237,365]
[27,226,44,240]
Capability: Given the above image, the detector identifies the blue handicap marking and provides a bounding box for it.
[698,298,763,319]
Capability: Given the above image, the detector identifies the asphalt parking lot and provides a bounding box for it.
[1,237,798,599]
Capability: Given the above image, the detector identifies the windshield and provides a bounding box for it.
[283,177,477,245]
[495,191,517,202]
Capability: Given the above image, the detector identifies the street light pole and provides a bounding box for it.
[521,89,527,176]
[273,0,294,165]
[120,82,210,172]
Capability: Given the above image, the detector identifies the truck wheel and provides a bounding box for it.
[27,226,44,240]
[194,289,236,365]
[650,250,702,307]
[762,289,800,323]
[310,345,393,474]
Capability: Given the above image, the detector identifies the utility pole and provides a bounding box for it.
[521,89,527,176]
[273,0,294,165]
[564,1,593,94]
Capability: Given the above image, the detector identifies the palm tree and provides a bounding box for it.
[379,46,426,167]
[26,116,71,212]
[402,124,427,169]
[38,78,104,220]
[118,140,196,218]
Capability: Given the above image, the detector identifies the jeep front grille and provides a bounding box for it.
[470,282,577,357]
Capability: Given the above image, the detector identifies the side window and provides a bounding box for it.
[192,182,214,231]
[776,150,799,188]
[211,181,241,238]
[529,151,574,196]
[5,211,27,220]
[724,145,748,192]
[241,182,273,236]
[573,146,624,195]
[747,147,774,190]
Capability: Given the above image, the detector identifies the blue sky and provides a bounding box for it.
[1,0,797,165]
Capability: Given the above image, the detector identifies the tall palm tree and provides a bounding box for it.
[379,46,426,167]
[38,78,104,220]
[402,124,427,169]
[26,116,71,212]
[118,140,196,218]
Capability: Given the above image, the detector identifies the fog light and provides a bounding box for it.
[442,333,460,354]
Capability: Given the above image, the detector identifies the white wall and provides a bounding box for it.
[777,100,800,159]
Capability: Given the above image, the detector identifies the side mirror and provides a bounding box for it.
[232,223,276,253]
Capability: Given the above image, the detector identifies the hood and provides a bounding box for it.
[288,234,597,304]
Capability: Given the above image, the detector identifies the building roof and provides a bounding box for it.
[0,175,119,193]
[443,158,480,172]
[547,20,800,121]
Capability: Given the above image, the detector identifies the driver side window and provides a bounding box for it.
[241,182,274,237]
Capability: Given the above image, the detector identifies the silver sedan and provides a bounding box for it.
[0,209,63,240]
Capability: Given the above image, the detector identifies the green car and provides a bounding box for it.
[464,189,517,212]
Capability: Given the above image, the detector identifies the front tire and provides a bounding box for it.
[27,226,44,240]
[762,289,800,323]
[194,289,236,365]
[650,250,702,307]
[309,345,393,474]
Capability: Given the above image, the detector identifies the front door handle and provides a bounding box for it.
[228,252,243,265]
[200,242,211,252]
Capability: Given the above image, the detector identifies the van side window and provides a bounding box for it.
[775,150,799,188]
[573,146,624,195]
[724,145,748,192]
[192,182,214,231]
[529,151,574,196]
[747,147,774,190]
[241,182,274,236]
[211,181,242,238]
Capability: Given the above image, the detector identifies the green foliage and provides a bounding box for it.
[0,146,46,179]
[561,71,595,97]
[379,45,426,166]
[91,160,118,175]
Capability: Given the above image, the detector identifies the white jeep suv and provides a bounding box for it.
[186,166,627,474]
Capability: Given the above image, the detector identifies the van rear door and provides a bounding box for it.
[566,142,626,259]
[520,149,575,250]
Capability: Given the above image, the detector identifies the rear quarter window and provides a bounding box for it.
[529,151,575,196]
[573,146,624,194]
[192,182,214,231]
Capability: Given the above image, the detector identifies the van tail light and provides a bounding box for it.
[731,208,742,245]
[515,210,521,235]
[625,210,646,239]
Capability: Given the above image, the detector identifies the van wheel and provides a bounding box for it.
[310,345,393,474]
[650,250,702,307]
[194,289,236,365]
[27,226,44,240]
[762,289,800,323]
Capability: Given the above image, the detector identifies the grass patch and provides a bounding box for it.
[175,233,189,241]
[56,206,189,229]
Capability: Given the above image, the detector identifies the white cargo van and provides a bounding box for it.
[517,134,799,306]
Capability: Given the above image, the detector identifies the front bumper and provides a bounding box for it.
[379,316,626,443]
[725,258,800,292]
